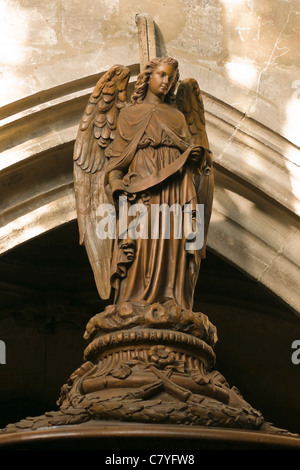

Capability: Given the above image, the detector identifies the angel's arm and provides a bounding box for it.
[107,169,125,193]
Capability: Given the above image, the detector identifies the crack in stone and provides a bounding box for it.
[253,9,298,109]
[216,112,247,161]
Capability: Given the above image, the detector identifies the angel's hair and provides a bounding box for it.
[131,57,180,105]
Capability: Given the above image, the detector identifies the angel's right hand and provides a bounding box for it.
[114,191,130,214]
[116,190,128,198]
[115,191,137,202]
[113,190,128,204]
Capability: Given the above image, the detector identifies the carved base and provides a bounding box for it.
[0,301,298,437]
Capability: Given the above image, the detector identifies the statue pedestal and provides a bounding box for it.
[54,301,264,429]
[0,301,298,444]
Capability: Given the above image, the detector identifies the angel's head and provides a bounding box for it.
[131,57,179,105]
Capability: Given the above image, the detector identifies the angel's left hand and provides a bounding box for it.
[189,145,204,163]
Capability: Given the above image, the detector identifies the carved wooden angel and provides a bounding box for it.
[73,57,213,310]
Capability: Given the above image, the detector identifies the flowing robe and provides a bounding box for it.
[105,102,205,310]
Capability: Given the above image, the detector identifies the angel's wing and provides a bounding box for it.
[176,78,214,258]
[73,65,130,299]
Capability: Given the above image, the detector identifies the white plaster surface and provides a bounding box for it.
[0,0,299,145]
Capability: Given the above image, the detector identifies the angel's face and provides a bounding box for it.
[147,63,175,101]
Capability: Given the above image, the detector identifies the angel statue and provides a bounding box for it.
[73,57,213,312]
[3,58,284,433]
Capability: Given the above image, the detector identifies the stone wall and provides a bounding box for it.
[1,0,299,145]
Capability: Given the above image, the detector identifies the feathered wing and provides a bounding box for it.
[73,65,130,299]
[176,78,214,258]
